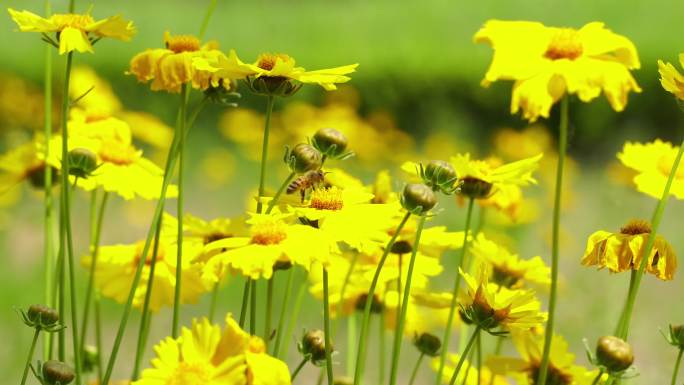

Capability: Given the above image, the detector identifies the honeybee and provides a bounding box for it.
[287,169,326,202]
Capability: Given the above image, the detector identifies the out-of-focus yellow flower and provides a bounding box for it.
[581,219,676,281]
[134,315,290,385]
[381,216,465,259]
[384,290,454,337]
[451,153,542,187]
[488,332,602,385]
[0,138,55,194]
[493,126,552,162]
[459,266,545,331]
[432,353,510,385]
[195,51,358,91]
[658,54,684,100]
[128,32,232,93]
[199,148,236,189]
[0,73,47,131]
[359,248,442,290]
[470,234,550,289]
[618,139,684,199]
[84,213,206,312]
[8,9,135,54]
[45,115,176,200]
[475,20,641,121]
[202,212,338,281]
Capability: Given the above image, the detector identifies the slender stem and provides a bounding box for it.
[436,198,475,385]
[132,215,164,380]
[353,211,412,385]
[614,271,637,336]
[476,332,482,385]
[239,278,251,328]
[57,239,65,361]
[591,369,604,385]
[616,141,684,341]
[273,268,295,356]
[346,314,357,377]
[332,252,360,339]
[68,0,75,12]
[447,327,481,385]
[671,348,684,385]
[408,353,425,385]
[291,357,308,381]
[197,0,218,40]
[42,0,54,363]
[322,269,334,385]
[389,216,427,385]
[256,95,275,214]
[280,279,307,359]
[172,84,190,338]
[80,191,108,359]
[264,277,275,345]
[94,294,103,383]
[20,329,40,385]
[250,280,257,335]
[378,307,385,384]
[460,347,475,385]
[208,281,220,323]
[266,172,296,214]
[487,337,505,385]
[536,95,569,385]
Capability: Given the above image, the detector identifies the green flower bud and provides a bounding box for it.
[390,240,413,255]
[423,160,458,193]
[27,304,59,327]
[355,293,383,314]
[458,177,493,199]
[67,148,98,179]
[42,360,75,385]
[287,143,323,174]
[414,332,441,356]
[81,345,99,374]
[312,128,349,158]
[670,325,684,348]
[245,76,302,97]
[300,329,328,364]
[401,183,437,215]
[596,336,634,373]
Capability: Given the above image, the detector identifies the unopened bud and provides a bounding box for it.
[414,332,441,356]
[423,160,458,194]
[287,143,323,174]
[42,360,75,385]
[300,329,328,364]
[401,184,437,215]
[27,304,59,327]
[312,128,349,158]
[596,336,634,373]
[459,177,493,199]
[67,148,98,178]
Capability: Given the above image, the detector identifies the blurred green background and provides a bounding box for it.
[1,0,684,384]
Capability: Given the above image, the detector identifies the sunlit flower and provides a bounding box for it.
[384,290,454,337]
[202,212,337,281]
[84,214,207,312]
[8,8,135,54]
[658,53,684,100]
[493,126,553,162]
[134,315,290,385]
[488,332,603,385]
[0,73,47,131]
[470,233,550,289]
[581,219,677,281]
[452,153,542,188]
[475,20,641,121]
[0,138,55,194]
[194,50,358,91]
[618,139,684,200]
[359,247,443,290]
[432,353,510,385]
[128,32,233,93]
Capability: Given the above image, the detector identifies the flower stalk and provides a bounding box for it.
[21,329,41,385]
[323,269,335,385]
[671,348,683,385]
[447,326,482,385]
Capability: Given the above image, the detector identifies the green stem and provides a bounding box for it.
[408,353,425,385]
[239,278,251,328]
[172,84,190,338]
[280,279,307,359]
[436,197,475,385]
[42,0,54,363]
[389,216,427,385]
[487,337,504,385]
[460,347,475,385]
[536,95,569,385]
[68,0,75,12]
[20,329,40,385]
[273,268,295,356]
[250,279,257,335]
[291,357,308,381]
[197,0,218,40]
[332,252,360,339]
[256,95,275,214]
[132,214,164,380]
[591,369,604,385]
[57,242,65,361]
[322,269,334,385]
[94,294,103,383]
[671,348,683,385]
[208,281,220,323]
[614,271,637,336]
[264,277,275,345]
[615,141,684,341]
[348,314,357,377]
[447,326,481,385]
[476,332,482,385]
[353,211,412,385]
[79,190,108,360]
[378,308,385,384]
[266,172,296,214]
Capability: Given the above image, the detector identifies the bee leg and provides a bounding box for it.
[300,189,305,203]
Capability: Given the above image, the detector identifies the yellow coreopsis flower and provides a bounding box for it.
[8,8,135,54]
[0,138,55,194]
[202,212,338,281]
[194,50,358,91]
[488,332,603,385]
[581,219,677,281]
[475,20,641,121]
[459,266,545,331]
[452,153,542,188]
[384,290,454,337]
[618,139,684,200]
[128,32,234,93]
[658,53,684,100]
[470,233,550,289]
[432,354,511,385]
[359,248,443,290]
[83,214,207,312]
[134,315,290,385]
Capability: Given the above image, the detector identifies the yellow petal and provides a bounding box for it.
[58,26,93,54]
[7,8,57,32]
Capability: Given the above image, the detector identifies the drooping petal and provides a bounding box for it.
[7,9,57,32]
[58,26,93,54]
[578,22,640,68]
[510,70,565,122]
[86,14,137,40]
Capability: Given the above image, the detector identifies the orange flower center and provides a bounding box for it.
[256,53,293,70]
[99,139,139,165]
[165,34,201,53]
[51,13,95,30]
[168,362,212,385]
[544,28,583,60]
[620,219,652,235]
[310,188,344,211]
[657,152,684,179]
[250,220,287,245]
